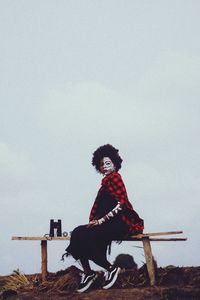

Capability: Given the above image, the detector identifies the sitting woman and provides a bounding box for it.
[64,144,144,292]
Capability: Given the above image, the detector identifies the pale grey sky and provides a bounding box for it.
[0,0,200,275]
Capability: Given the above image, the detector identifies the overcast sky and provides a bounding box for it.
[0,0,200,275]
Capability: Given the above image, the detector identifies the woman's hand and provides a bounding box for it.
[87,220,99,227]
[87,217,106,227]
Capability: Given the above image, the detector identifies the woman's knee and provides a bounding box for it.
[71,225,89,240]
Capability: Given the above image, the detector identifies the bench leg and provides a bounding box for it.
[41,240,48,281]
[142,237,156,286]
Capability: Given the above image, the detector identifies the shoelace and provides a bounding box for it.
[104,267,119,281]
[80,273,87,283]
[80,273,94,283]
[104,270,109,281]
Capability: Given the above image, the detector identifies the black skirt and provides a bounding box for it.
[66,214,129,261]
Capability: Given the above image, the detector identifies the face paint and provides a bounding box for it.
[100,157,115,175]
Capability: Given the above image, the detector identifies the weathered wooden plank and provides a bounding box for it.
[12,234,186,243]
[130,231,183,238]
[125,237,187,241]
[12,236,70,241]
[148,238,187,241]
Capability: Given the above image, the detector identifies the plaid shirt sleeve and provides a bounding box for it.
[89,188,102,221]
[105,172,144,234]
[104,172,133,210]
[90,172,144,234]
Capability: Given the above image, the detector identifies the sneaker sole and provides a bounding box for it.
[77,274,98,293]
[103,267,120,289]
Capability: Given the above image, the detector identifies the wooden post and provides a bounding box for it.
[41,240,48,281]
[142,237,156,286]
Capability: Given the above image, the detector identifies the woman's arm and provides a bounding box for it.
[88,173,129,226]
[106,172,133,209]
[96,201,122,224]
[88,202,122,226]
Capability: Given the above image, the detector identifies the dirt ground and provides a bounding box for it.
[1,265,200,300]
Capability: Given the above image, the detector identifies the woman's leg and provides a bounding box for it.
[91,244,112,270]
[93,255,112,270]
[80,258,93,275]
[66,223,124,271]
[68,225,112,270]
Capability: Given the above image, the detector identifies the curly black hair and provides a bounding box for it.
[92,144,123,173]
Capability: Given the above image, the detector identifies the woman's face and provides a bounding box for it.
[99,157,115,175]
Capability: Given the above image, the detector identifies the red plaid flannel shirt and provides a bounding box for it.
[89,171,144,234]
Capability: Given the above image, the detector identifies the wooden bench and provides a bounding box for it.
[12,230,187,285]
